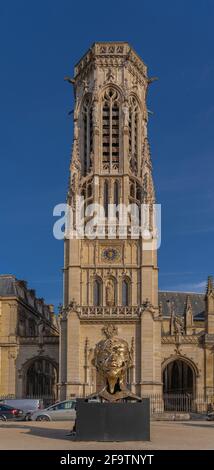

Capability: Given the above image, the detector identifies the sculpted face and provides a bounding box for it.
[94,337,132,394]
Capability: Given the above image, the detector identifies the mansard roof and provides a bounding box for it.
[159,291,205,320]
[0,274,53,319]
[0,274,17,296]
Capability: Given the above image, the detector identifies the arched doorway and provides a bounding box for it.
[163,359,194,394]
[162,358,196,411]
[26,358,57,403]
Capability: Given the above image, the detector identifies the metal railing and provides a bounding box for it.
[1,393,213,414]
[143,393,213,414]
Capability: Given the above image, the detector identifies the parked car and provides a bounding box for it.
[0,399,44,420]
[0,403,24,421]
[30,399,76,421]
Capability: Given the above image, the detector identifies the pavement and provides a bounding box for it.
[0,420,213,450]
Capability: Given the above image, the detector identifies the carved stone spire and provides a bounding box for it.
[141,138,156,204]
[205,275,214,334]
[169,302,175,335]
[206,276,214,296]
[184,295,193,334]
[142,137,152,170]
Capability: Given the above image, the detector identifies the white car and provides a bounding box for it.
[30,399,76,421]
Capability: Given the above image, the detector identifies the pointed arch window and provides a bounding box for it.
[87,182,93,199]
[94,278,102,306]
[136,185,141,202]
[102,88,120,171]
[114,180,119,206]
[122,278,130,306]
[129,96,139,175]
[130,182,135,199]
[104,180,109,217]
[82,97,93,176]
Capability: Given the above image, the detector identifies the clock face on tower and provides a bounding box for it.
[101,248,120,262]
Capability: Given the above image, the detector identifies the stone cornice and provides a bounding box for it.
[161,334,200,345]
[203,333,214,348]
[19,336,59,345]
[79,319,140,324]
[74,42,148,81]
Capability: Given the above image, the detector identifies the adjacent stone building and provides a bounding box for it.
[59,42,214,402]
[0,275,59,400]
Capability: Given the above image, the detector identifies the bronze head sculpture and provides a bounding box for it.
[91,324,140,402]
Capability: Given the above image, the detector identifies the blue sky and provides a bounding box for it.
[0,0,214,309]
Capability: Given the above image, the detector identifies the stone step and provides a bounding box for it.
[152,412,190,421]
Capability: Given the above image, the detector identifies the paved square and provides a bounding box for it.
[0,420,213,450]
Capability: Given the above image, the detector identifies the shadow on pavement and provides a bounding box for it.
[0,423,72,441]
[182,422,214,429]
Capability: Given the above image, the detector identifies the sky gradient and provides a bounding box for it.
[0,0,214,309]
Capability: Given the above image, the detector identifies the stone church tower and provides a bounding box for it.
[59,42,162,400]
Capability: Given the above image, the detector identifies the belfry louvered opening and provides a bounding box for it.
[82,96,93,176]
[102,88,120,171]
[128,96,139,174]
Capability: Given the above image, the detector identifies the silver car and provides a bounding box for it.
[30,399,76,421]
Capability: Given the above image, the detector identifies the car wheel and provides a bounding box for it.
[0,415,7,422]
[36,415,50,422]
[25,414,31,422]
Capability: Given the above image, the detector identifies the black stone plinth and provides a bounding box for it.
[75,398,150,441]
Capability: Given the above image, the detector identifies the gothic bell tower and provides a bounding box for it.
[59,43,162,400]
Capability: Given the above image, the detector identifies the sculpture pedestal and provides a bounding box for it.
[75,398,150,441]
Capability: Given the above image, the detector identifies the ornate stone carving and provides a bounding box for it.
[159,302,163,316]
[105,68,115,83]
[101,247,120,262]
[59,299,79,319]
[102,324,118,338]
[68,298,78,310]
[174,316,185,335]
[92,101,99,128]
[38,321,45,343]
[162,335,199,345]
[98,44,124,55]
[8,350,17,360]
[106,279,115,306]
[141,299,154,311]
[82,78,89,93]
[169,306,185,336]
[79,305,139,318]
[122,102,129,128]
[74,43,147,86]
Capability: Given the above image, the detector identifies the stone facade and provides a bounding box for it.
[0,275,59,400]
[160,288,214,397]
[59,42,214,401]
[1,43,213,403]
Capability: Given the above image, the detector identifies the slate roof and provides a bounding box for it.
[159,291,205,320]
[0,275,19,297]
[0,274,52,318]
